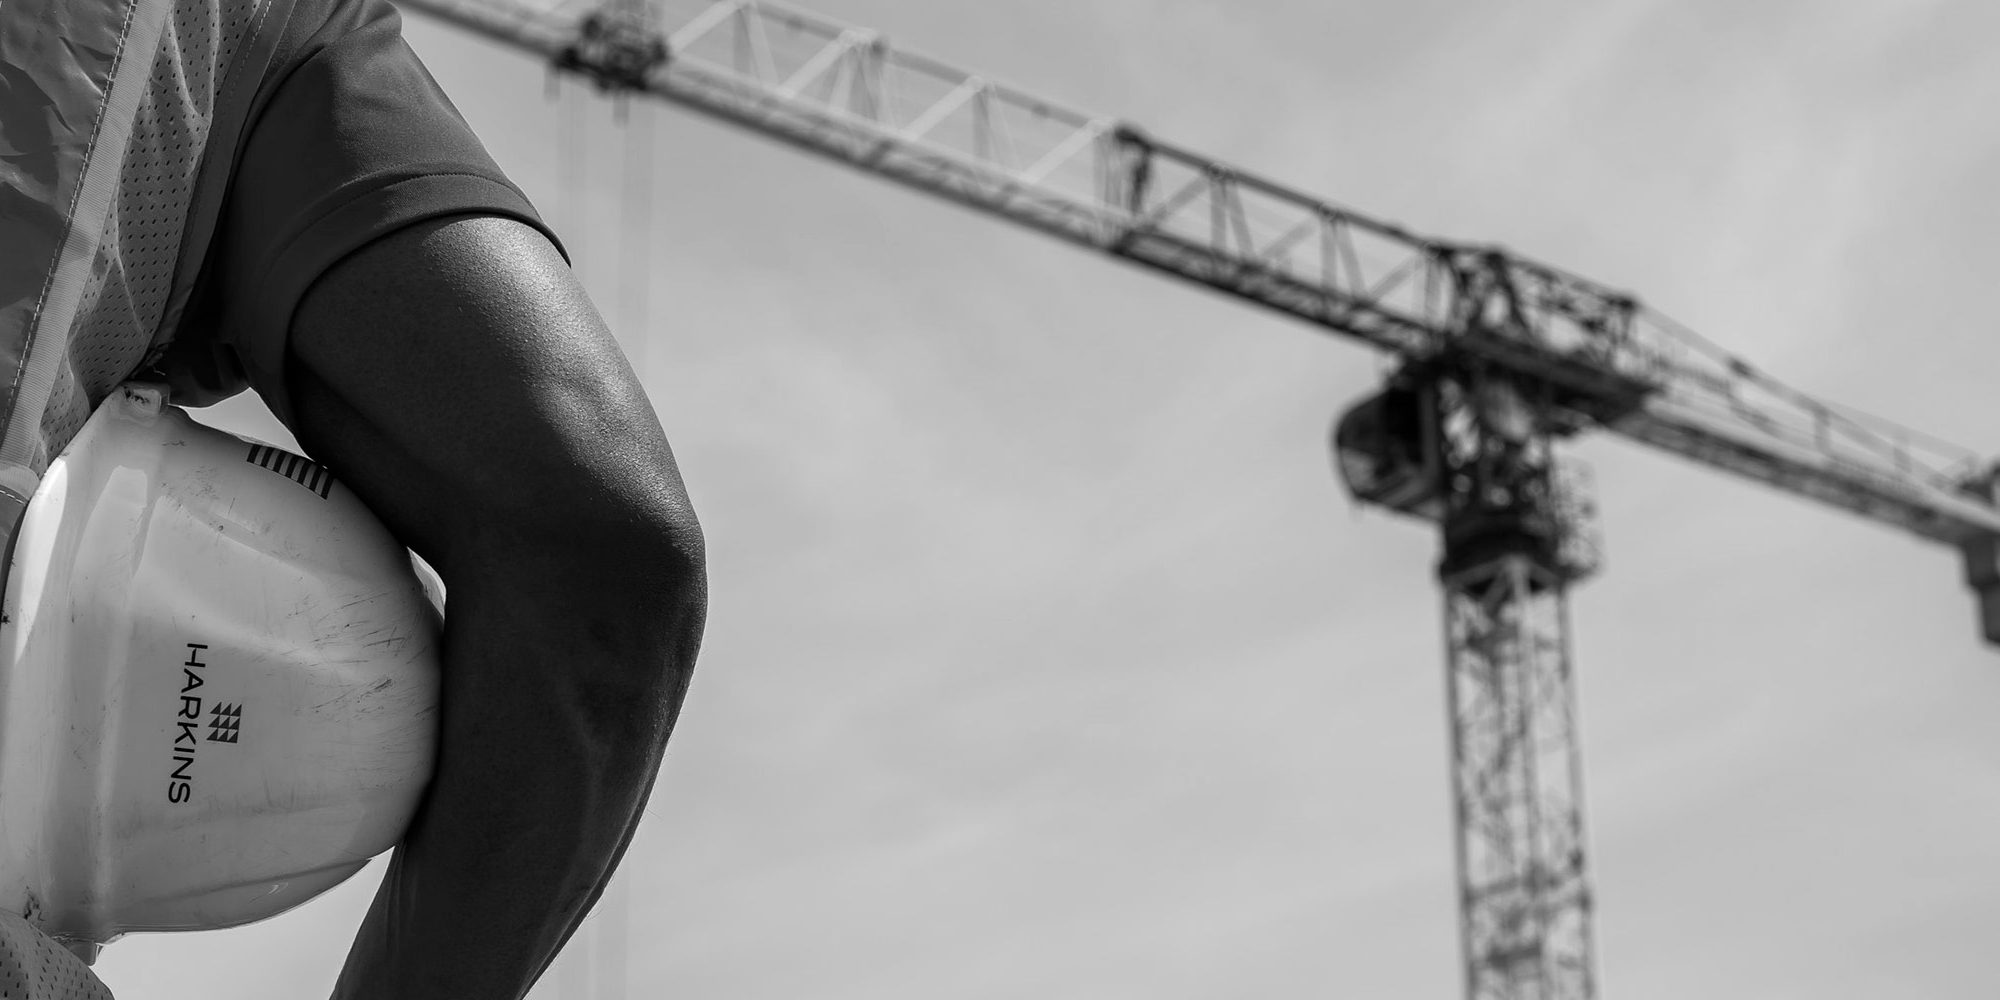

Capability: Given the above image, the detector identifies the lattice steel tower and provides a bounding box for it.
[1334,249,1617,1000]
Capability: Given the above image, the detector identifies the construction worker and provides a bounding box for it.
[0,0,706,996]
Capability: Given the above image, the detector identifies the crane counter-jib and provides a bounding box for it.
[393,0,2000,550]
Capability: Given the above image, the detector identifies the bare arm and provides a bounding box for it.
[281,214,706,999]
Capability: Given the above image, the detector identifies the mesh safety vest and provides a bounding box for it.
[0,0,289,530]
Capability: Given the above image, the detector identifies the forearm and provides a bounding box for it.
[331,537,704,1000]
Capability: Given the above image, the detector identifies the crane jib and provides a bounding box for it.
[483,0,1990,544]
[399,0,2000,607]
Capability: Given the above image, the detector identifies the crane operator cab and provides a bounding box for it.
[0,383,441,962]
[1332,380,1445,522]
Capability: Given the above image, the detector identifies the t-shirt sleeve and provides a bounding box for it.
[157,0,565,427]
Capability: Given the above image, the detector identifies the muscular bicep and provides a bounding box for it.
[281,214,698,581]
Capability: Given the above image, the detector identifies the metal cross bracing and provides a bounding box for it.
[1442,555,1594,1000]
[408,0,2000,548]
[390,3,2000,999]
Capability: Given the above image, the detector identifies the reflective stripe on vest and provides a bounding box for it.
[0,0,289,540]
[0,0,173,493]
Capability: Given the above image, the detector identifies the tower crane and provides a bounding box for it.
[395,2,2000,997]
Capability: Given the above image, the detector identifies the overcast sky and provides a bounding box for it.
[95,1,2000,997]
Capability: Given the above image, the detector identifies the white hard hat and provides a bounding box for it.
[0,384,441,956]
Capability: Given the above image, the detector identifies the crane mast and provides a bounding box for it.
[1443,548,1593,1000]
[1433,369,1598,1000]
[1337,349,1608,999]
[393,2,2000,998]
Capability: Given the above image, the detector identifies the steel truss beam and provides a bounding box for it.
[1441,554,1595,1000]
[403,0,2000,548]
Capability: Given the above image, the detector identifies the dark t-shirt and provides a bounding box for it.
[155,0,565,427]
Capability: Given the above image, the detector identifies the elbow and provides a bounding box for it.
[608,504,708,654]
[549,507,708,731]
[602,508,706,733]
[628,499,708,644]
[620,510,706,720]
[496,493,709,677]
[647,508,708,634]
[531,471,706,599]
[625,500,706,596]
